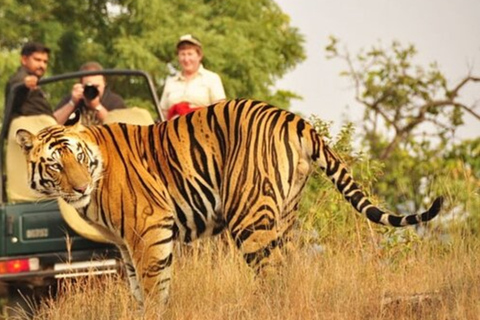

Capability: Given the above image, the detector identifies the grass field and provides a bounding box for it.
[5,160,479,320]
[7,225,479,320]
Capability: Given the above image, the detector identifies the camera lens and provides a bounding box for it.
[83,84,99,100]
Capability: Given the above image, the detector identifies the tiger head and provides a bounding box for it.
[15,124,103,209]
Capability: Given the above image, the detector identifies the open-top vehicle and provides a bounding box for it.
[0,69,163,316]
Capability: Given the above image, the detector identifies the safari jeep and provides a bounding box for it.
[0,69,163,316]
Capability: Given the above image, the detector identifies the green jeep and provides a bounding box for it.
[0,69,164,317]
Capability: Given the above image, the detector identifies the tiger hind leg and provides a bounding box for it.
[228,199,299,274]
[228,159,310,273]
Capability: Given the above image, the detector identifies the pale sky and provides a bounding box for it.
[275,0,480,140]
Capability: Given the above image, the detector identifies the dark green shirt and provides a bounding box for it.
[5,66,53,119]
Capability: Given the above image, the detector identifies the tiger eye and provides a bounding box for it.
[77,152,85,162]
[48,163,62,171]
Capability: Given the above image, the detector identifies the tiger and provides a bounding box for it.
[15,99,443,304]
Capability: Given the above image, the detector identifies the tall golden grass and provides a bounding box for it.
[7,159,479,319]
[8,228,480,320]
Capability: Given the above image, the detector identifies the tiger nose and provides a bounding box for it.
[73,185,88,194]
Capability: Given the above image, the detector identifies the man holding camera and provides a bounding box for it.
[54,61,125,125]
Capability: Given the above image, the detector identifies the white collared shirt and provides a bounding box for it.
[159,65,226,112]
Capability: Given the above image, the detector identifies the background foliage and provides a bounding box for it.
[0,0,306,115]
[1,0,479,231]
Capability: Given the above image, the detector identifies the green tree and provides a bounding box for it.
[324,37,480,218]
[0,0,305,119]
[326,36,480,160]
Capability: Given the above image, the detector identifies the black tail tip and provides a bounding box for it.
[420,196,443,222]
[429,196,444,217]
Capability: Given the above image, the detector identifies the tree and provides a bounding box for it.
[0,0,306,119]
[325,36,480,160]
[324,37,480,217]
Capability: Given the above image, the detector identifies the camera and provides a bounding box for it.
[83,84,99,100]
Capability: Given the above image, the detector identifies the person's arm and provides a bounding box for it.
[7,69,33,114]
[93,104,109,122]
[9,69,38,90]
[54,83,84,124]
[83,95,109,122]
[209,73,226,104]
[54,98,77,124]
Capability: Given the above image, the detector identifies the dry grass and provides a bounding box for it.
[7,231,480,320]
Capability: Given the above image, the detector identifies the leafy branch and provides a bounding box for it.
[326,36,480,160]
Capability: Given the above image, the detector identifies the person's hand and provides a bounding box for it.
[84,95,101,110]
[24,75,39,89]
[71,83,84,104]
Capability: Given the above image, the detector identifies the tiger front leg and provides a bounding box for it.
[118,244,144,303]
[127,215,175,305]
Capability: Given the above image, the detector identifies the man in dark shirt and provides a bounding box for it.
[54,61,125,125]
[5,42,53,119]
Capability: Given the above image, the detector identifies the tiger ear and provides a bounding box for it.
[15,129,36,154]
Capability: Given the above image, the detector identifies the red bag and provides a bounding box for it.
[167,101,200,120]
